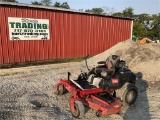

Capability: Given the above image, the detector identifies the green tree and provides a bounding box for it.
[1,0,18,2]
[41,0,52,6]
[85,9,92,13]
[53,1,70,9]
[60,2,70,9]
[133,14,150,38]
[112,12,123,17]
[112,7,134,18]
[84,7,114,15]
[151,14,160,28]
[53,1,61,7]
[85,8,105,15]
[133,13,160,39]
[31,1,42,5]
[102,7,115,15]
[122,7,134,18]
[133,21,148,37]
[79,9,84,12]
[92,8,104,14]
[149,14,160,39]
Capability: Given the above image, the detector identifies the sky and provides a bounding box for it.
[18,0,160,15]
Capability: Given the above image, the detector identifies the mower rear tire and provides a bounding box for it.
[116,83,138,106]
[70,100,85,118]
[55,84,66,95]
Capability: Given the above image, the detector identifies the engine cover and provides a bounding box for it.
[87,74,102,88]
[99,77,120,90]
[87,74,120,90]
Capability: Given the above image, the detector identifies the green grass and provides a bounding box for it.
[0,72,21,76]
[0,56,92,69]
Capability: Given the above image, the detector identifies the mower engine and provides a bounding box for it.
[87,59,136,90]
[87,74,120,90]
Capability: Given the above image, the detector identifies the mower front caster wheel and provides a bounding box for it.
[96,110,102,117]
[70,100,85,118]
[55,84,67,95]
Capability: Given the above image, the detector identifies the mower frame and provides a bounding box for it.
[55,78,122,118]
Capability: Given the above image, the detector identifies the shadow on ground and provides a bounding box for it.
[123,72,151,120]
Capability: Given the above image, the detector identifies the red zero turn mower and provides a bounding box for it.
[55,55,138,118]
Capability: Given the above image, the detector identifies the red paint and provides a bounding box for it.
[56,79,122,116]
[112,78,119,84]
[0,7,2,64]
[0,3,133,65]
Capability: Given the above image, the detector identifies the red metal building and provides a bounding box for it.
[0,2,133,65]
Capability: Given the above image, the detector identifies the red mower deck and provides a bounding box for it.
[55,79,122,118]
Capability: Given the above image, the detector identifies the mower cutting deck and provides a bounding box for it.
[55,73,122,118]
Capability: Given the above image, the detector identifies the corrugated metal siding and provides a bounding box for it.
[0,8,2,64]
[0,5,132,65]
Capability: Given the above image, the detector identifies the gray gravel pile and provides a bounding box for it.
[84,39,160,82]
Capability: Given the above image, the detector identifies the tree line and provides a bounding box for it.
[2,0,160,39]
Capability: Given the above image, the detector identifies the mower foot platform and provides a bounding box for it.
[75,80,96,89]
[94,93,115,104]
[55,79,122,118]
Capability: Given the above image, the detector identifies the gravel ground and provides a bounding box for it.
[0,40,160,120]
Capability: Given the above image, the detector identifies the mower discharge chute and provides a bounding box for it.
[55,55,138,118]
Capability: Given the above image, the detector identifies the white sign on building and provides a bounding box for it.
[8,17,50,40]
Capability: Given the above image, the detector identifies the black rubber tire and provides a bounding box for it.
[96,110,102,117]
[70,100,85,118]
[116,83,138,106]
[55,84,66,95]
